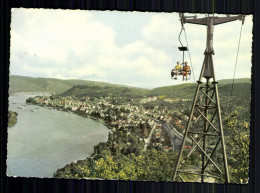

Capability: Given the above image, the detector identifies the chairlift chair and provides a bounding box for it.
[171,46,191,80]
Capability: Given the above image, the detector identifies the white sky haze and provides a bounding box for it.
[10,9,253,88]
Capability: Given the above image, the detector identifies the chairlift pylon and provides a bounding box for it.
[172,13,245,184]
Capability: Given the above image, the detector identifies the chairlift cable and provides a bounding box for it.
[178,27,184,47]
[183,28,196,84]
[228,22,243,114]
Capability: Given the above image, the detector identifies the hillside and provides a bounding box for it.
[9,75,122,95]
[9,75,250,103]
[217,78,251,84]
[149,83,196,99]
[150,79,251,99]
[60,84,149,98]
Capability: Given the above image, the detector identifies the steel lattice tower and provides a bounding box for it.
[172,14,245,183]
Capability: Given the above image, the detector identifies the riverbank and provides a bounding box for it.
[27,101,108,127]
[33,103,113,130]
[7,95,110,178]
[8,110,18,127]
[73,111,112,129]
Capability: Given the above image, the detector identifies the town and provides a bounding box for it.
[26,94,195,154]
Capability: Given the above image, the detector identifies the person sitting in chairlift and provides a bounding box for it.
[175,61,182,70]
[171,61,181,79]
[182,61,190,81]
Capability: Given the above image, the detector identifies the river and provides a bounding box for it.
[7,95,110,178]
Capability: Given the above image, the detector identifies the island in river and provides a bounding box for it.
[8,110,18,127]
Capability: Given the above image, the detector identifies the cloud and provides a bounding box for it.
[10,9,252,89]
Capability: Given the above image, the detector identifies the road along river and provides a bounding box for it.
[7,95,110,178]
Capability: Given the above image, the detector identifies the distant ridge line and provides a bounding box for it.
[9,75,250,97]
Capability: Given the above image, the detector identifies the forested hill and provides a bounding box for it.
[150,78,251,99]
[9,75,123,95]
[59,85,149,98]
[9,75,250,101]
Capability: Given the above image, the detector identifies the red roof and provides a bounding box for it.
[179,125,184,129]
[184,145,192,149]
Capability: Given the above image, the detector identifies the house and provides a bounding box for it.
[174,121,180,125]
[72,107,78,111]
[163,146,171,152]
[184,145,192,149]
[179,125,185,129]
[155,133,161,139]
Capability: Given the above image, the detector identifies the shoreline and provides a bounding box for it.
[10,92,52,96]
[27,101,113,130]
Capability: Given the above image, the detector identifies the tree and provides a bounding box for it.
[224,110,249,183]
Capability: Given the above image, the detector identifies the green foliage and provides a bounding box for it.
[224,111,249,183]
[53,160,92,179]
[217,78,251,84]
[141,149,178,181]
[149,83,196,99]
[54,149,178,181]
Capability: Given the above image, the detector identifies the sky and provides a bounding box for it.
[10,9,253,89]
